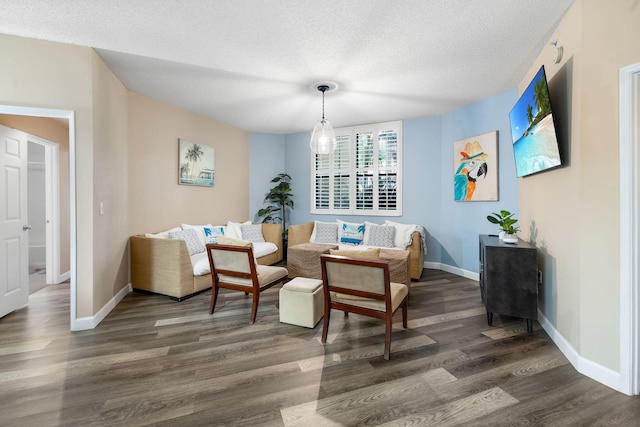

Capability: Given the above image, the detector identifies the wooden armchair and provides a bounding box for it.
[206,243,288,324]
[320,254,409,360]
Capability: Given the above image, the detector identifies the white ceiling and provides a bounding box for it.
[0,0,574,134]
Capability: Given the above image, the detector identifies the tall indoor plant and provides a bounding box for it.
[256,173,294,247]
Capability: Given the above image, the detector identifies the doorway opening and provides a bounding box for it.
[0,105,76,330]
[26,136,63,293]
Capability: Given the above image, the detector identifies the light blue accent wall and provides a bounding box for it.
[250,88,519,274]
[438,88,520,272]
[249,133,286,222]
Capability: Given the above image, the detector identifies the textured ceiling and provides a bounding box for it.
[0,1,574,134]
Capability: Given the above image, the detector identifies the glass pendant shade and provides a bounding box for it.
[310,118,336,155]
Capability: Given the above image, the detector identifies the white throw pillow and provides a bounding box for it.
[145,227,181,239]
[226,220,251,239]
[385,220,416,248]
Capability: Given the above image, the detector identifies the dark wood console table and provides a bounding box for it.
[479,234,538,333]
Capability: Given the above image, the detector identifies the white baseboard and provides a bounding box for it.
[537,309,622,393]
[428,261,625,394]
[56,270,70,284]
[71,283,132,331]
[423,261,479,282]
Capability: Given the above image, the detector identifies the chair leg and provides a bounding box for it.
[321,307,331,343]
[209,284,219,315]
[402,298,408,329]
[384,317,392,361]
[249,292,259,324]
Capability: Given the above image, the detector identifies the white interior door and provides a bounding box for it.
[0,125,29,318]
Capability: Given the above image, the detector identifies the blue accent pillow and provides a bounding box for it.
[203,226,225,244]
[339,221,365,245]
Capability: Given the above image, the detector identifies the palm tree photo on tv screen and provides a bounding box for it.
[509,65,562,177]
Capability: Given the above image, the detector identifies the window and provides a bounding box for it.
[311,121,402,216]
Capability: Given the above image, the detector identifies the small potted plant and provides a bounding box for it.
[487,210,519,243]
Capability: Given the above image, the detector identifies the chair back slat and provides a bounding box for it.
[324,262,387,300]
[207,244,254,275]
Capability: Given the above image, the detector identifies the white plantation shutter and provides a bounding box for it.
[311,121,402,216]
[377,129,398,211]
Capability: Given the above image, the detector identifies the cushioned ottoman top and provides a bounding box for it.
[282,277,323,293]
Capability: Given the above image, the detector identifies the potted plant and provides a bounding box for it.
[256,173,294,249]
[487,210,519,243]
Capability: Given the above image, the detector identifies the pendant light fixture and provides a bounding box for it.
[310,84,336,155]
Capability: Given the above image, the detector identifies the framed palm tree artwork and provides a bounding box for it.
[178,139,215,187]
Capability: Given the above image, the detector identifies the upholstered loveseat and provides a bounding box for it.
[130,222,283,299]
[287,220,425,281]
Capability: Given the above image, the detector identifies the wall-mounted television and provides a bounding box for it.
[509,65,562,177]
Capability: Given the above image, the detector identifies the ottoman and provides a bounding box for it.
[279,277,324,328]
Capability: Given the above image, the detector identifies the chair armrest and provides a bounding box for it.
[130,235,195,297]
[288,222,314,247]
[261,223,283,261]
[407,231,424,280]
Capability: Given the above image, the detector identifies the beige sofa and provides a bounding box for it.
[288,221,424,280]
[130,223,283,300]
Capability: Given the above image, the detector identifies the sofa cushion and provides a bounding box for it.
[310,221,339,244]
[253,242,278,259]
[241,223,265,243]
[338,220,365,245]
[191,252,211,276]
[203,226,225,244]
[168,228,205,256]
[366,224,396,248]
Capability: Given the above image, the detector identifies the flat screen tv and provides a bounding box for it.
[509,65,562,177]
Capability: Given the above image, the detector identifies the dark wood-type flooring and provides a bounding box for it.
[1,269,638,426]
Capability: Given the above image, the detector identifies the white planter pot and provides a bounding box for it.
[503,233,518,244]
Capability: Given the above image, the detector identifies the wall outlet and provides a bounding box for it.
[538,270,543,284]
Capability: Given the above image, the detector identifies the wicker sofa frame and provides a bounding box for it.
[130,223,283,300]
[288,222,424,280]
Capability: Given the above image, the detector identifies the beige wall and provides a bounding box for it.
[0,114,71,275]
[0,33,98,318]
[519,0,640,371]
[0,33,251,323]
[127,92,250,236]
[91,52,130,312]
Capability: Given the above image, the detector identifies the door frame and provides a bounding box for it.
[0,105,76,330]
[619,62,640,396]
